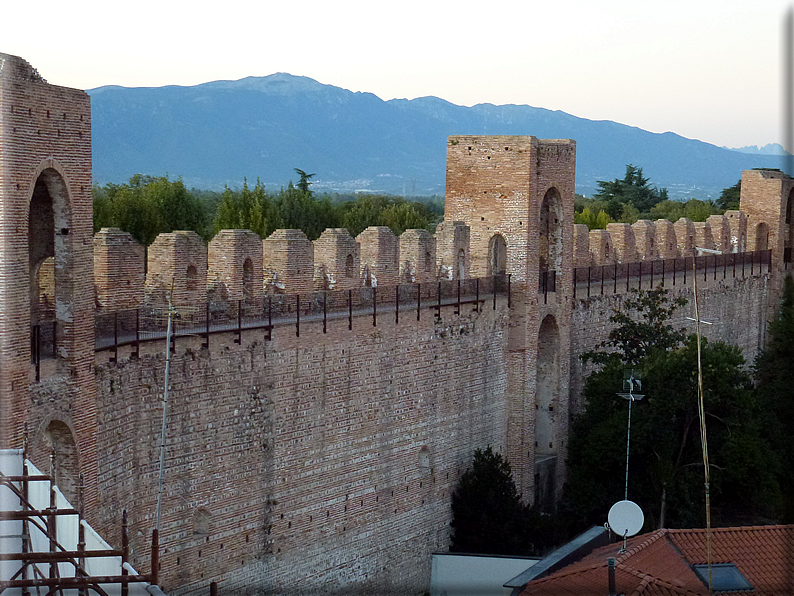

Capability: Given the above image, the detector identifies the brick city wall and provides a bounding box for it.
[3,54,793,596]
[93,297,510,595]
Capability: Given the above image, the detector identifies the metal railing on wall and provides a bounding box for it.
[572,249,772,300]
[93,274,512,356]
[29,321,56,382]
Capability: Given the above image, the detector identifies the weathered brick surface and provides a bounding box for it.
[606,223,638,263]
[95,301,510,594]
[632,220,657,260]
[655,220,678,258]
[434,220,470,280]
[146,231,208,309]
[208,229,263,301]
[356,226,399,286]
[573,224,591,267]
[94,227,145,309]
[674,218,696,256]
[313,228,360,291]
[0,53,97,513]
[399,228,437,283]
[262,229,314,294]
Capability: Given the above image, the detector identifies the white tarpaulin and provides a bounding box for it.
[0,449,166,596]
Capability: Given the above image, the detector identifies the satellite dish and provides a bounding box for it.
[608,500,644,537]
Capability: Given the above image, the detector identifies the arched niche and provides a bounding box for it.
[488,234,507,276]
[242,257,254,299]
[539,187,563,273]
[28,168,73,366]
[345,254,355,278]
[786,188,794,251]
[755,222,769,251]
[29,420,80,505]
[535,315,560,456]
[186,264,198,291]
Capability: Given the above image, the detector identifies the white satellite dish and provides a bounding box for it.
[608,500,644,537]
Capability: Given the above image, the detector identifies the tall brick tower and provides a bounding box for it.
[0,54,96,509]
[445,135,576,508]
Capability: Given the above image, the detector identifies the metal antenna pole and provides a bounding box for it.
[693,250,713,596]
[624,386,633,501]
[156,293,176,534]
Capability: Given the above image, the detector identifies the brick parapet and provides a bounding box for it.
[356,226,399,286]
[313,228,361,291]
[208,229,263,301]
[434,220,470,280]
[145,231,208,310]
[399,228,437,283]
[93,227,145,310]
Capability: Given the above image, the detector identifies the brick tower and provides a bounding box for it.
[0,54,96,509]
[445,135,576,508]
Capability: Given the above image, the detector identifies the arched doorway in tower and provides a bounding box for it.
[28,169,72,374]
[488,234,507,276]
[539,187,563,274]
[29,420,80,505]
[535,314,560,511]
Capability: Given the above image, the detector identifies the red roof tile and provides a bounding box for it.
[519,525,794,596]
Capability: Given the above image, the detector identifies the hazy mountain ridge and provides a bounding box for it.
[89,73,784,198]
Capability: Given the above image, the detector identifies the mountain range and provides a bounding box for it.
[88,73,786,199]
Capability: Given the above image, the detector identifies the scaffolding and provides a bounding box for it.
[0,449,163,596]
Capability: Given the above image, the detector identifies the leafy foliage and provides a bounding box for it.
[93,174,211,244]
[574,206,612,230]
[716,180,741,211]
[450,447,532,555]
[94,172,442,245]
[594,164,669,217]
[564,287,780,534]
[754,275,794,522]
[582,287,687,366]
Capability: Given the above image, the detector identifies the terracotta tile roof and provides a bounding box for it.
[518,525,794,596]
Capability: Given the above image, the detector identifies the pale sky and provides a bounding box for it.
[3,0,790,150]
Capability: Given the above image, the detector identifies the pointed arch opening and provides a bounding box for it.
[535,314,560,511]
[457,248,466,280]
[539,187,563,273]
[488,234,507,276]
[755,222,769,252]
[242,257,254,300]
[28,168,73,373]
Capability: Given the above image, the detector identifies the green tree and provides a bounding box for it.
[274,182,338,240]
[717,180,741,211]
[649,200,684,222]
[293,168,315,197]
[450,447,530,555]
[682,198,719,222]
[565,288,779,532]
[574,206,612,230]
[754,275,794,522]
[594,165,668,217]
[213,178,276,238]
[91,175,211,244]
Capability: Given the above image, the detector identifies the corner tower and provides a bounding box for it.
[445,135,576,508]
[0,54,96,508]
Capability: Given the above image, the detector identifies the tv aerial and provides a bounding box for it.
[606,369,645,552]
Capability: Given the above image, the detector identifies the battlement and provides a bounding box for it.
[92,201,786,314]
